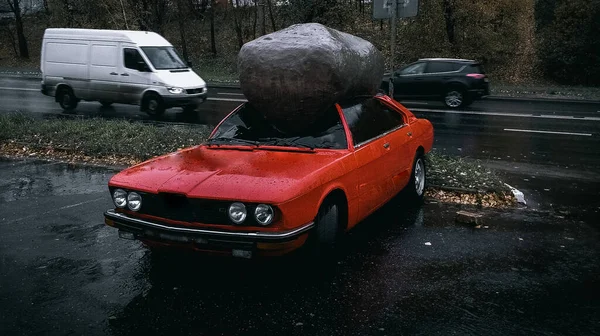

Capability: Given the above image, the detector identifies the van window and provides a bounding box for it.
[91,45,117,67]
[124,48,146,70]
[140,47,187,70]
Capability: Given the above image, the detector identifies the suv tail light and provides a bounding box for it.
[466,73,486,79]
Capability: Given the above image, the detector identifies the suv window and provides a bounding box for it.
[341,98,405,145]
[209,102,348,149]
[399,63,426,75]
[465,63,485,74]
[425,61,456,73]
[124,48,146,70]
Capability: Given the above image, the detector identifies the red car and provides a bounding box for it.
[104,94,434,257]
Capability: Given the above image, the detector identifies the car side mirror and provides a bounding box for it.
[137,61,149,72]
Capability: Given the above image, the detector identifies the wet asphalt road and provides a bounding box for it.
[2,77,600,169]
[1,158,599,336]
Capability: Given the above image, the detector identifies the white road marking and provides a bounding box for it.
[402,101,430,105]
[0,86,38,91]
[503,128,592,137]
[207,97,247,103]
[217,92,245,96]
[1,86,598,121]
[411,108,600,122]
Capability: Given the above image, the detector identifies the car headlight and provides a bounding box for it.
[112,189,127,208]
[127,192,142,211]
[228,202,247,224]
[168,87,184,94]
[254,204,274,226]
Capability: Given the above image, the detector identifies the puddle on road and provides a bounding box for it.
[0,159,115,203]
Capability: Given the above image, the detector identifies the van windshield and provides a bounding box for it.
[140,46,187,70]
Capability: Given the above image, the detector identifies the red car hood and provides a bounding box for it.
[109,146,348,204]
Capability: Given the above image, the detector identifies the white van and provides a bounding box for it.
[40,28,207,116]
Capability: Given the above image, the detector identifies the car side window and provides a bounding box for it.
[425,61,455,73]
[341,98,405,146]
[399,63,426,76]
[124,48,146,70]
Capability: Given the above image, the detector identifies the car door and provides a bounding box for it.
[89,43,120,103]
[422,61,457,97]
[340,98,404,220]
[374,99,415,193]
[393,62,426,99]
[119,45,152,104]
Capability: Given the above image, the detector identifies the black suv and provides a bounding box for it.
[381,58,490,108]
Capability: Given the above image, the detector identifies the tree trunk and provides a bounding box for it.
[253,0,258,39]
[261,2,266,35]
[231,0,244,49]
[176,0,189,61]
[210,0,217,55]
[442,0,456,45]
[8,0,29,59]
[266,0,276,31]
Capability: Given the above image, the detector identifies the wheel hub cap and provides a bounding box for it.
[415,158,425,196]
[445,91,462,108]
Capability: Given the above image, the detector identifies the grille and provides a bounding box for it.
[140,193,229,224]
[186,88,204,94]
[138,193,264,226]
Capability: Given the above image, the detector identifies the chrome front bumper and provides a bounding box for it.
[104,209,314,244]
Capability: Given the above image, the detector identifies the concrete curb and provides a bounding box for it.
[1,72,598,103]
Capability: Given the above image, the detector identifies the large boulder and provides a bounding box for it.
[238,23,384,135]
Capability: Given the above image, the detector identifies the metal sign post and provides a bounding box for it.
[373,0,419,98]
[389,0,397,98]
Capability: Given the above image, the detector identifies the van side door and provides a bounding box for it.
[119,44,152,105]
[89,43,120,103]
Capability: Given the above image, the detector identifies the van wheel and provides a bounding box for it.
[57,87,78,111]
[143,93,165,116]
[100,101,113,107]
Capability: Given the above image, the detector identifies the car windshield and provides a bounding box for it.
[208,103,348,150]
[140,46,187,70]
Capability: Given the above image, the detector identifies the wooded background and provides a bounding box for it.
[1,0,599,85]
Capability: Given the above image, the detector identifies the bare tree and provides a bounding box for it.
[209,0,217,54]
[6,0,29,59]
[265,0,275,31]
[442,0,456,45]
[176,0,189,61]
[230,0,244,48]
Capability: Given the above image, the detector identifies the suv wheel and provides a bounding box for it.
[444,89,465,108]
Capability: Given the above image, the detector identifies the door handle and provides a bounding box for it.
[407,132,413,137]
[109,72,118,75]
[120,73,129,76]
[383,142,390,149]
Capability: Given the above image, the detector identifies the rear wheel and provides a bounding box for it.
[143,93,165,116]
[404,153,426,203]
[57,87,78,111]
[444,88,465,108]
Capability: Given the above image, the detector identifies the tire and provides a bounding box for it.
[100,101,113,107]
[57,87,78,111]
[182,104,197,116]
[443,87,466,109]
[143,93,165,116]
[309,201,340,256]
[404,153,427,203]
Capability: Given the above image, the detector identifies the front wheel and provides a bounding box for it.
[308,202,340,256]
[57,87,78,111]
[404,154,426,203]
[143,93,165,116]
